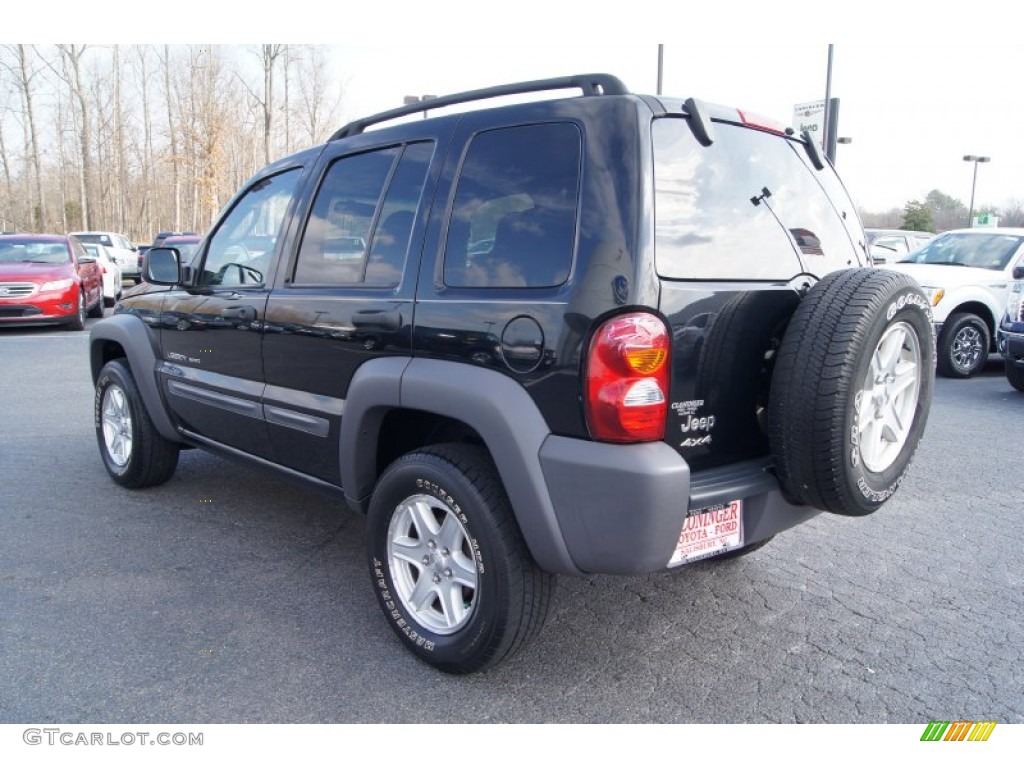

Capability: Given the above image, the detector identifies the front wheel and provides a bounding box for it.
[95,359,180,488]
[1006,358,1024,392]
[937,312,990,378]
[366,444,554,674]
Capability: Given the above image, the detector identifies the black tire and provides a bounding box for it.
[1006,358,1024,392]
[94,359,180,488]
[87,292,104,318]
[937,312,990,378]
[366,443,554,674]
[67,289,87,331]
[769,268,935,516]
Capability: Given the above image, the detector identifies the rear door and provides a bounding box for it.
[261,137,440,483]
[652,116,862,470]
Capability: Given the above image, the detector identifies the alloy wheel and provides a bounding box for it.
[101,384,134,467]
[857,321,921,473]
[387,493,479,635]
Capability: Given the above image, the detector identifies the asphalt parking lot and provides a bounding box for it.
[1,315,1022,724]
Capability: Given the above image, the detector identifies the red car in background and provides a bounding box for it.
[0,234,104,331]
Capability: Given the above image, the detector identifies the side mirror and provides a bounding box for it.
[144,247,182,285]
[1013,265,1024,280]
[78,256,96,265]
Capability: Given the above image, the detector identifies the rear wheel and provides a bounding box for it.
[366,443,554,674]
[87,291,104,318]
[67,289,87,331]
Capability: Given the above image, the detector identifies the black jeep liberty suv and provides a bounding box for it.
[90,74,934,673]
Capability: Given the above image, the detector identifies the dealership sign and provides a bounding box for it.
[793,100,826,150]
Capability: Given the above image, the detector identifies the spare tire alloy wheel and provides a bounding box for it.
[367,444,553,674]
[856,322,921,473]
[769,269,935,517]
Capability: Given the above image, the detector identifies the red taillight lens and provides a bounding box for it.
[736,108,787,135]
[585,312,670,442]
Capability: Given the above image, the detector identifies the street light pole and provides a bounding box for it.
[963,154,991,227]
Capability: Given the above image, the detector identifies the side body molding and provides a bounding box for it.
[339,357,582,575]
[89,314,181,443]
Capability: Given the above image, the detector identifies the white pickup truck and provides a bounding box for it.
[883,227,1024,377]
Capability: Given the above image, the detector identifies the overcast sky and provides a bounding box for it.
[17,2,1024,216]
[334,42,1020,215]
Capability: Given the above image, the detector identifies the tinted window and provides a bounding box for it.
[653,119,855,280]
[200,168,302,287]
[443,122,580,288]
[293,142,432,287]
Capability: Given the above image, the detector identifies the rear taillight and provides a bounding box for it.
[585,312,670,442]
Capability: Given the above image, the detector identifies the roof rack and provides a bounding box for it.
[329,73,630,141]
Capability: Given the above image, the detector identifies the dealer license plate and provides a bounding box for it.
[668,500,743,566]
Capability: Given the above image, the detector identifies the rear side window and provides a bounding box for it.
[443,122,580,288]
[294,142,432,287]
[653,119,856,280]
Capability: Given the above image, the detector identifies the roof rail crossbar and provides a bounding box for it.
[329,73,630,141]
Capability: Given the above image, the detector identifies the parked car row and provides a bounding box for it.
[0,228,204,332]
[0,234,104,330]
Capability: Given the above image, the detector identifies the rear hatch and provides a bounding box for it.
[651,110,863,471]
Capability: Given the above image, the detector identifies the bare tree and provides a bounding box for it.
[54,44,93,231]
[2,45,46,230]
[296,45,343,147]
[160,44,181,233]
[241,44,285,165]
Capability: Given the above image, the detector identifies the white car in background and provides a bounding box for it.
[883,227,1024,378]
[71,231,139,282]
[81,241,123,307]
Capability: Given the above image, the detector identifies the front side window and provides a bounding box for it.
[293,142,432,287]
[443,122,580,289]
[200,168,303,287]
[653,118,856,280]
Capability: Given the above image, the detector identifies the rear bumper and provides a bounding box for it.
[538,436,818,574]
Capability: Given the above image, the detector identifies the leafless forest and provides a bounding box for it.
[0,44,343,243]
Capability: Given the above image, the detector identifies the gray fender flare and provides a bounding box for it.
[340,357,581,575]
[89,314,181,443]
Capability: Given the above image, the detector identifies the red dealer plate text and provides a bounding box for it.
[668,500,743,566]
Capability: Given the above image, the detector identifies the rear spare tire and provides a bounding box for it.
[769,268,934,516]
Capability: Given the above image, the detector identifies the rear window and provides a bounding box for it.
[653,119,856,280]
